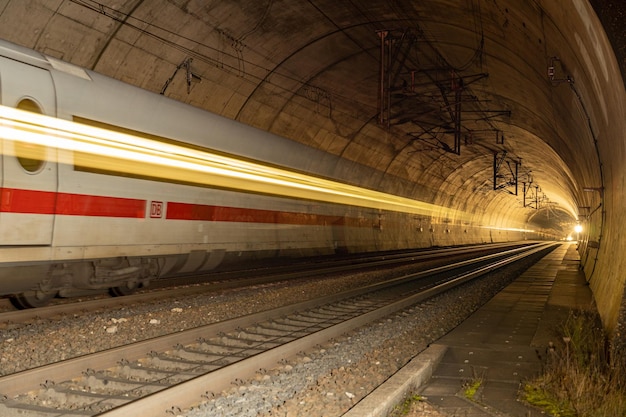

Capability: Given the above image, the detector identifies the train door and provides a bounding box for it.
[0,57,58,245]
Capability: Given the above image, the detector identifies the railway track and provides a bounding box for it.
[0,242,534,324]
[0,242,556,417]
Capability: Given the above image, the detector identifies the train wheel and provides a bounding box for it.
[108,282,140,297]
[9,290,57,309]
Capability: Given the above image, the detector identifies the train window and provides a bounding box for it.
[14,98,46,173]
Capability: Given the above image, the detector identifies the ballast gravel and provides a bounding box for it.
[0,255,542,417]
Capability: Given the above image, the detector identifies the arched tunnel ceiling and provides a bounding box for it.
[0,0,624,238]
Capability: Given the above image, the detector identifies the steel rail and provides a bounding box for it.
[0,242,556,417]
[0,241,536,324]
[0,242,552,397]
[98,242,556,417]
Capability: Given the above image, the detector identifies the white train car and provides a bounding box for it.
[1,40,530,308]
[1,40,447,308]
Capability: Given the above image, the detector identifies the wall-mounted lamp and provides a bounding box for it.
[583,187,603,197]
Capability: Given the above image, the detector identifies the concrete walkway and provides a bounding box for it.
[418,242,594,416]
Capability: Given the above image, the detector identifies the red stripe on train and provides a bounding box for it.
[0,188,363,227]
[0,188,145,218]
[0,188,56,214]
[166,201,343,225]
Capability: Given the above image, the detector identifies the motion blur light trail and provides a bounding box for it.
[0,104,470,221]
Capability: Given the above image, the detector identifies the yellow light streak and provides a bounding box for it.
[0,105,471,221]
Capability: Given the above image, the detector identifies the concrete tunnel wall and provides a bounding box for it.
[246,0,626,338]
[372,1,626,336]
[310,0,626,340]
[540,1,626,335]
[424,1,626,335]
[288,0,626,335]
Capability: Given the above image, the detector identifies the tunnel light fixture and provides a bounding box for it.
[583,187,603,192]
[582,187,604,198]
[0,104,470,222]
[574,223,583,242]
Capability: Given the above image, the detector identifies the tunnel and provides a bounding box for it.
[0,1,624,343]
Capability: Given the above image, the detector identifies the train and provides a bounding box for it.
[0,39,521,308]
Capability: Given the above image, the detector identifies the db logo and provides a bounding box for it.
[150,201,163,218]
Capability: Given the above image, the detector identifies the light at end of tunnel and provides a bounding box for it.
[574,224,583,233]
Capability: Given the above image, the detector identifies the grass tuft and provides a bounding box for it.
[463,378,482,400]
[388,393,424,416]
[522,309,626,417]
[522,384,575,417]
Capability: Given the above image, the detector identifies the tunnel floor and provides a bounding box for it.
[419,242,593,416]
